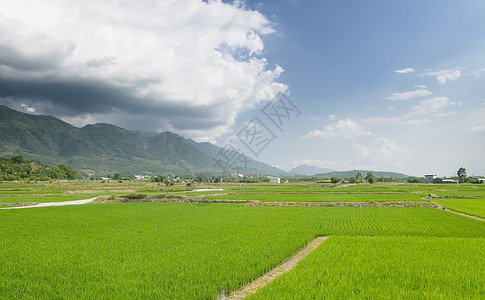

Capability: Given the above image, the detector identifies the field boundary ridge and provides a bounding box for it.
[224,236,328,299]
[440,207,485,221]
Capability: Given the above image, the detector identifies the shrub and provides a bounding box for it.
[125,193,147,200]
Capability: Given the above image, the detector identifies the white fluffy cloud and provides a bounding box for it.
[352,137,402,158]
[411,97,455,114]
[425,69,461,84]
[374,137,401,156]
[0,0,286,141]
[305,119,371,138]
[386,87,432,101]
[394,67,414,74]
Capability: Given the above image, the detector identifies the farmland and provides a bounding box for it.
[435,198,485,219]
[1,181,484,298]
[250,236,485,299]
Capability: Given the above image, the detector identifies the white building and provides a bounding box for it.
[269,177,280,184]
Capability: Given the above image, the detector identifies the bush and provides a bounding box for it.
[125,193,147,200]
[331,177,340,184]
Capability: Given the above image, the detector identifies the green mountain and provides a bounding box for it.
[0,105,285,176]
[289,164,334,176]
[315,169,409,179]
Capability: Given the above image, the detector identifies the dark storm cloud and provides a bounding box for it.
[0,77,227,132]
[0,78,130,115]
[0,0,286,141]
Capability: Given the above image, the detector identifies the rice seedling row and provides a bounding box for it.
[1,203,485,298]
[250,236,485,299]
[436,198,485,219]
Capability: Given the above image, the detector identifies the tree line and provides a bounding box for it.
[0,155,80,181]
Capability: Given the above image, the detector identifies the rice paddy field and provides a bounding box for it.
[250,236,485,299]
[435,198,485,219]
[1,181,484,298]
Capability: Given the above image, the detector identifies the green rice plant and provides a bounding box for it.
[204,192,425,202]
[250,236,485,299]
[436,198,485,218]
[1,203,485,299]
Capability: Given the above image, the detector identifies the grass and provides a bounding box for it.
[250,236,485,299]
[436,198,485,219]
[1,203,485,298]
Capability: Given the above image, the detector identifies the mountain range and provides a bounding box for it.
[0,105,284,176]
[313,170,409,179]
[0,105,410,178]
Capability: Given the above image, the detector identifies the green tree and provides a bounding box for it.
[330,177,340,184]
[457,167,467,183]
[57,165,80,180]
[10,155,26,164]
[365,172,376,184]
[113,173,122,180]
[355,172,363,183]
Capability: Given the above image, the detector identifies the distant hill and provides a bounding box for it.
[0,105,286,176]
[315,170,409,179]
[289,164,333,176]
[189,140,286,176]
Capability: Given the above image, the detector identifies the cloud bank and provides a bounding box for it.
[0,0,287,141]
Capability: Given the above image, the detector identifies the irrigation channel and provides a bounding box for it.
[0,197,99,209]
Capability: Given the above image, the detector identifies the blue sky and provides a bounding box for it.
[225,0,485,176]
[0,0,484,176]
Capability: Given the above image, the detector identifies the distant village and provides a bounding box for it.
[424,175,485,184]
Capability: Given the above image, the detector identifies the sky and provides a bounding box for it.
[0,0,484,176]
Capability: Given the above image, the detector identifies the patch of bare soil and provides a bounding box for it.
[332,184,355,188]
[224,236,328,299]
[0,202,33,207]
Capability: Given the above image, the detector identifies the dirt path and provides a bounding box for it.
[225,236,328,299]
[442,208,485,221]
[0,197,98,210]
[431,202,485,221]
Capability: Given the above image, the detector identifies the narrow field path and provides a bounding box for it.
[442,208,485,221]
[0,197,98,210]
[225,236,328,299]
[432,202,485,221]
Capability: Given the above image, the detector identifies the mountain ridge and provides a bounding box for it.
[0,105,286,176]
[314,169,409,179]
[289,164,334,176]
[0,105,411,178]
